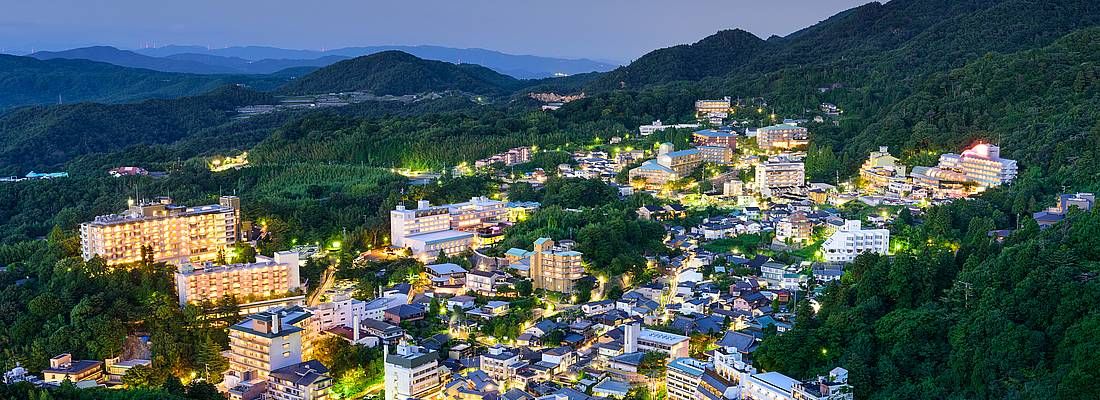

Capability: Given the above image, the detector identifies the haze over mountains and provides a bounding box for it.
[26,44,618,79]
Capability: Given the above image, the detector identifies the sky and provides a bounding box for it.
[0,0,873,62]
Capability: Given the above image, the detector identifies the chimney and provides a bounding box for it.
[353,315,361,343]
[271,313,280,335]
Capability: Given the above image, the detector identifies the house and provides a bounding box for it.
[582,300,615,316]
[466,269,508,295]
[384,304,426,324]
[637,205,666,221]
[426,263,468,287]
[447,295,476,310]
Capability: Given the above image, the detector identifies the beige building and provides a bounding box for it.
[42,354,103,385]
[695,97,731,118]
[174,251,302,305]
[80,196,240,266]
[530,238,585,294]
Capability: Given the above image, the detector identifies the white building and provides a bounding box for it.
[755,157,805,198]
[822,220,889,263]
[666,358,707,400]
[480,345,524,383]
[742,372,799,400]
[639,120,701,136]
[384,343,444,400]
[936,143,1018,189]
[307,286,365,332]
[623,323,690,358]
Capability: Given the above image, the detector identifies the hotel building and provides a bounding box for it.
[822,220,889,263]
[80,196,240,265]
[695,97,732,118]
[692,130,737,148]
[936,143,1018,189]
[757,124,809,151]
[639,120,701,136]
[390,200,474,259]
[384,343,444,400]
[755,157,806,197]
[628,143,703,190]
[174,251,301,305]
[529,238,586,294]
[698,146,735,166]
[666,358,707,400]
[224,311,306,396]
[528,237,589,294]
[41,354,103,385]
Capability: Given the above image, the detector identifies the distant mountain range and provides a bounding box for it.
[26,44,618,79]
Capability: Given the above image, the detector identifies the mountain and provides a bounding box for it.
[594,29,772,88]
[30,46,239,74]
[276,51,524,96]
[591,0,1100,90]
[136,44,618,79]
[0,54,285,111]
[0,85,275,173]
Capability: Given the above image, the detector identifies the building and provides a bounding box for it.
[792,368,853,400]
[666,358,707,400]
[742,372,799,400]
[755,157,806,198]
[466,269,509,296]
[104,357,151,385]
[693,130,736,148]
[1033,193,1096,229]
[480,345,525,382]
[446,196,508,230]
[640,120,701,136]
[529,238,585,293]
[384,304,426,324]
[859,146,907,193]
[658,148,704,176]
[822,220,889,263]
[695,97,732,118]
[80,196,240,265]
[224,307,318,399]
[698,146,735,166]
[628,161,679,191]
[775,212,813,245]
[757,124,809,151]
[936,143,1018,189]
[41,354,103,385]
[623,323,690,358]
[384,343,444,400]
[174,251,301,305]
[266,360,333,400]
[307,286,366,332]
[425,263,468,288]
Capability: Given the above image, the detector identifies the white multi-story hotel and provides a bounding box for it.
[390,200,473,259]
[383,343,444,400]
[174,251,301,305]
[822,220,889,263]
[80,196,240,265]
[223,311,306,394]
[936,143,1018,189]
[695,97,732,118]
[479,345,524,383]
[445,196,507,230]
[755,157,806,197]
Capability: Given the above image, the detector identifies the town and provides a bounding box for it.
[6,91,1077,400]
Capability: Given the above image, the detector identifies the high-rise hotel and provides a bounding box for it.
[80,196,240,265]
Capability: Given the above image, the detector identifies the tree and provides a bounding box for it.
[515,280,533,297]
[195,334,228,384]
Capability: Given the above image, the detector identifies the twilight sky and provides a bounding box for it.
[0,0,873,62]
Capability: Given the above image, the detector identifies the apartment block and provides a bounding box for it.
[692,130,737,148]
[666,358,707,400]
[80,196,240,265]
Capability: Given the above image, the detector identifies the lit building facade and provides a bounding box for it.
[695,97,732,118]
[174,251,301,305]
[80,196,240,265]
[757,124,809,151]
[666,358,707,400]
[698,146,735,166]
[692,130,737,148]
[936,143,1018,189]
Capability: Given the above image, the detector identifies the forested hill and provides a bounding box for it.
[0,86,275,174]
[0,55,288,111]
[276,50,525,96]
[589,0,1100,90]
